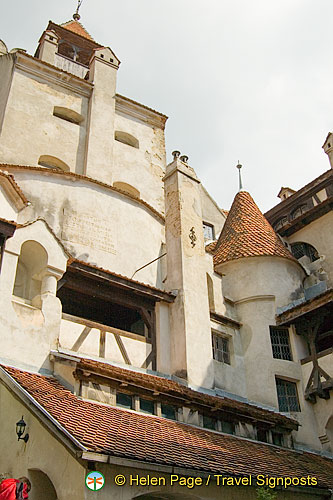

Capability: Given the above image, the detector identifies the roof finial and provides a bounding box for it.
[73,0,84,21]
[236,161,243,191]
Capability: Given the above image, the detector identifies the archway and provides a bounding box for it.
[28,469,57,500]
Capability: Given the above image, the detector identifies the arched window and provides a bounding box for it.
[290,242,319,262]
[115,131,139,149]
[290,205,308,220]
[274,217,288,231]
[53,106,84,125]
[13,241,48,301]
[38,155,70,172]
[113,182,140,198]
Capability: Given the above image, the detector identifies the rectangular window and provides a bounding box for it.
[161,404,176,420]
[139,398,155,415]
[212,334,230,364]
[270,327,292,361]
[203,222,215,241]
[203,415,217,430]
[221,421,235,435]
[116,392,132,409]
[272,432,284,447]
[276,378,300,412]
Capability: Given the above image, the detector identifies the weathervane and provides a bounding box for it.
[73,0,84,21]
[236,161,243,191]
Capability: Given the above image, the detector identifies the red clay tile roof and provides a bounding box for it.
[205,241,217,254]
[214,191,296,266]
[61,20,95,41]
[2,365,333,488]
[73,357,297,429]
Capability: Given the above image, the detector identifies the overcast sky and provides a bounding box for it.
[1,0,333,212]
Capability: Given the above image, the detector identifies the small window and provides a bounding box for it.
[274,217,288,231]
[116,393,132,409]
[38,155,70,172]
[203,222,215,241]
[221,421,235,435]
[257,429,268,443]
[115,131,139,149]
[272,432,284,446]
[212,333,230,364]
[290,242,319,263]
[203,415,217,430]
[53,106,84,125]
[113,182,140,198]
[291,205,308,220]
[161,404,176,420]
[276,378,300,412]
[139,398,155,415]
[270,327,292,361]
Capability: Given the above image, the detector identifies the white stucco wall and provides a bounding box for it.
[0,59,89,173]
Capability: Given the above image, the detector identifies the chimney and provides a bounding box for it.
[277,187,296,201]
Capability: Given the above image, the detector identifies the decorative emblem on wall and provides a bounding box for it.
[189,227,197,247]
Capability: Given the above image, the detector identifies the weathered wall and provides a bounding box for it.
[0,382,85,500]
[0,54,14,134]
[0,62,89,173]
[113,113,166,213]
[6,170,165,287]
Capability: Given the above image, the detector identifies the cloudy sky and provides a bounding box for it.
[1,0,333,212]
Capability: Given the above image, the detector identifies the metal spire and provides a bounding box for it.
[236,161,243,191]
[73,0,84,21]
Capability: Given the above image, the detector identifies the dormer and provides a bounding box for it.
[90,46,121,70]
[322,132,333,169]
[36,30,59,66]
[277,186,296,201]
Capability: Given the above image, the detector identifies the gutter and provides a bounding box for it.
[0,366,88,455]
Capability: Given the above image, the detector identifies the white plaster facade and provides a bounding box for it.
[0,15,332,500]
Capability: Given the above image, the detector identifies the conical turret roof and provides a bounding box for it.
[213,191,295,266]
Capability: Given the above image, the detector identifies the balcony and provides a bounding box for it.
[59,313,153,369]
[54,53,89,79]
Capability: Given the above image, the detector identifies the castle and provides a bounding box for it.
[0,10,332,500]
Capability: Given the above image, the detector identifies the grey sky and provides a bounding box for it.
[1,0,333,212]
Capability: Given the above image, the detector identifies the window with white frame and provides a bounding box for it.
[270,327,292,361]
[276,378,300,412]
[212,333,230,364]
[203,222,215,241]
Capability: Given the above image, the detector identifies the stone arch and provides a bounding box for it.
[113,181,140,198]
[38,155,70,172]
[13,240,48,301]
[28,469,57,500]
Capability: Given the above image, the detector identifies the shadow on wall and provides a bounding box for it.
[28,469,57,500]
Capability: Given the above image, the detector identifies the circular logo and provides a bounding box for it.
[86,471,105,491]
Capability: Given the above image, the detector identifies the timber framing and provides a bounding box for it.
[52,353,299,430]
[68,260,175,303]
[276,290,333,326]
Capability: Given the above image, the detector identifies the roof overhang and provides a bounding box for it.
[276,290,333,326]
